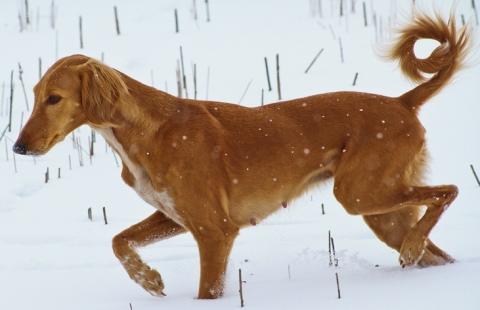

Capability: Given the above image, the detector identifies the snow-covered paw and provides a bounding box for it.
[418,244,455,267]
[130,267,166,297]
[418,250,449,267]
[399,235,427,268]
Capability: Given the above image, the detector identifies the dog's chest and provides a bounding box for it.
[96,129,184,226]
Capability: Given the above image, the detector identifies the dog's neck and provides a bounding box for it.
[94,74,181,181]
[116,72,179,129]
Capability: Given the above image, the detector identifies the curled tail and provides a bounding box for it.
[388,13,469,112]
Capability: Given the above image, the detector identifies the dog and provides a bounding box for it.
[13,13,469,299]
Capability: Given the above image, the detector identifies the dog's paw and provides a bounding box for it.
[399,234,427,268]
[418,247,455,267]
[141,268,166,296]
[130,267,166,297]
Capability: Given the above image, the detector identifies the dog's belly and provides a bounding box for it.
[229,172,333,227]
[227,147,339,227]
[230,199,283,227]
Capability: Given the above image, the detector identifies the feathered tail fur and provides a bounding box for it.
[388,13,470,111]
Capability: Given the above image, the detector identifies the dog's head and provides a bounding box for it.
[13,54,128,155]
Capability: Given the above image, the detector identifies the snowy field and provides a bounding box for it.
[1,0,479,309]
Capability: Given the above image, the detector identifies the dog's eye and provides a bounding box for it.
[46,95,62,105]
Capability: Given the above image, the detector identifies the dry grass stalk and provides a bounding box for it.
[264,57,272,91]
[470,164,480,186]
[335,272,341,299]
[352,72,358,86]
[304,48,324,74]
[238,268,245,307]
[18,63,29,111]
[174,9,179,33]
[114,6,121,35]
[79,16,84,49]
[276,53,281,100]
[8,70,14,132]
[103,206,108,225]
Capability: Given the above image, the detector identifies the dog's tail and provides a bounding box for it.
[388,13,469,112]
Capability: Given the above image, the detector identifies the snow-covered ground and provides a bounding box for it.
[1,0,479,309]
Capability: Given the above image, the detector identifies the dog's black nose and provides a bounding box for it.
[13,142,27,155]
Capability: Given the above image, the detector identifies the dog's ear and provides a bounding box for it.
[77,60,128,125]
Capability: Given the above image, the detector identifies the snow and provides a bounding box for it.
[1,0,480,309]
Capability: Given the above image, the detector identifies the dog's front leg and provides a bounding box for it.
[112,211,185,296]
[192,225,238,299]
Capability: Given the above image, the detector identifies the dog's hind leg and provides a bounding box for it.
[363,207,419,251]
[333,133,457,267]
[112,211,186,296]
[363,207,454,267]
[335,174,458,267]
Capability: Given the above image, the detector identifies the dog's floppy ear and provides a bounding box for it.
[77,59,129,125]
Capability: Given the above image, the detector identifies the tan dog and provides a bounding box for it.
[14,14,469,299]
